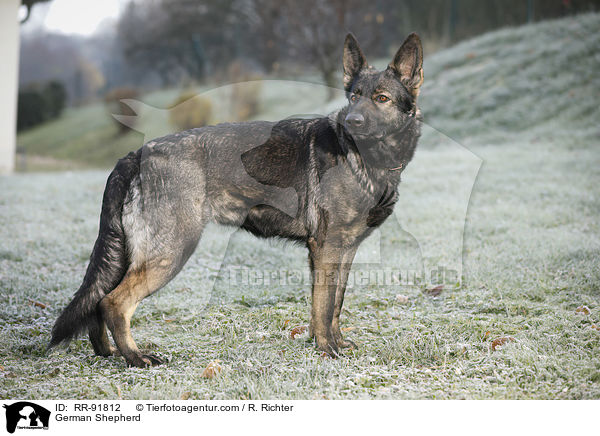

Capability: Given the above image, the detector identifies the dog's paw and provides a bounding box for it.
[126,353,165,368]
[93,344,121,358]
[337,338,358,350]
[141,353,165,366]
[94,346,119,358]
[315,335,340,358]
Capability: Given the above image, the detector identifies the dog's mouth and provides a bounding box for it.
[349,117,416,142]
[347,129,387,141]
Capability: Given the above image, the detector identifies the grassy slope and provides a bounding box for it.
[2,14,599,399]
[15,80,335,170]
[420,12,600,145]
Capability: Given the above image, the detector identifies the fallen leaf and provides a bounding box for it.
[28,299,47,309]
[0,364,4,371]
[255,365,270,375]
[491,337,515,351]
[575,305,591,315]
[116,385,122,400]
[320,352,331,359]
[395,294,409,304]
[590,324,600,331]
[180,391,191,400]
[282,319,290,328]
[164,318,175,323]
[201,360,222,379]
[423,285,444,297]
[341,326,355,332]
[290,325,307,339]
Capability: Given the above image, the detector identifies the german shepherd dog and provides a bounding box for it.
[50,33,423,367]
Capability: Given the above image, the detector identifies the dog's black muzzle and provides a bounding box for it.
[345,112,364,129]
[345,112,386,141]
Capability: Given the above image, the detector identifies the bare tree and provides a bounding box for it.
[118,0,239,85]
[115,0,600,91]
[239,0,282,72]
[118,0,189,86]
[276,0,377,100]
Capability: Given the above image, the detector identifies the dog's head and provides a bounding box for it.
[342,33,423,142]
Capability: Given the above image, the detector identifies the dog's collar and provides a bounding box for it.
[387,109,417,172]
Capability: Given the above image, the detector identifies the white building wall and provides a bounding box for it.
[0,0,20,174]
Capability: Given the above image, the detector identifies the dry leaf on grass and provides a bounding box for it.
[341,327,355,332]
[180,391,191,400]
[423,285,444,297]
[575,305,591,315]
[201,360,222,379]
[590,324,600,331]
[290,325,307,339]
[395,294,409,304]
[28,299,47,309]
[491,337,516,351]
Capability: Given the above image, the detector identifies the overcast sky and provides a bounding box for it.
[20,0,126,36]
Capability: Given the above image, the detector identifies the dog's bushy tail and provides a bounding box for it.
[49,151,140,348]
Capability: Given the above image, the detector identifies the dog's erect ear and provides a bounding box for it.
[343,33,367,92]
[389,33,423,97]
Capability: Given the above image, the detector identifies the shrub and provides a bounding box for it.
[17,81,67,131]
[169,91,213,131]
[43,81,67,119]
[17,90,46,131]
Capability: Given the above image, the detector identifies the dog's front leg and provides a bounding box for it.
[308,239,342,357]
[331,246,358,349]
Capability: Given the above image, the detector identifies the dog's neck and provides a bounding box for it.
[328,106,421,181]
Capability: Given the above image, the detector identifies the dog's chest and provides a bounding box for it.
[318,162,398,232]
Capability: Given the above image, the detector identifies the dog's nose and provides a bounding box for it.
[345,113,364,128]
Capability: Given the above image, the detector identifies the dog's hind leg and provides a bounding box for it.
[99,257,184,368]
[89,309,117,356]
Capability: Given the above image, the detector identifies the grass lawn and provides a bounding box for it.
[1,13,599,399]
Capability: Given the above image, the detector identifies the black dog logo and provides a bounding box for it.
[2,402,50,433]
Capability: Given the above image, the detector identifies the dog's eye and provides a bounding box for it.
[350,94,358,102]
[375,95,390,103]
